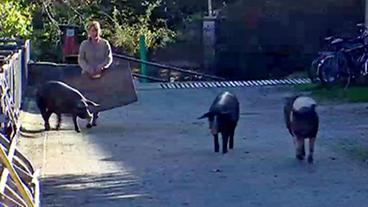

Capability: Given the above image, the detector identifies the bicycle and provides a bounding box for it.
[315,23,368,88]
[309,36,340,83]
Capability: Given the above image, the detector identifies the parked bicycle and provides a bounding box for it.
[310,23,368,88]
[309,36,342,83]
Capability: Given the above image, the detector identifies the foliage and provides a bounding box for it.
[0,0,33,38]
[27,0,178,60]
[0,0,238,62]
[109,0,176,54]
[31,21,64,62]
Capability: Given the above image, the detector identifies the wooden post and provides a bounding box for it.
[208,0,213,16]
[139,35,147,83]
[366,0,368,28]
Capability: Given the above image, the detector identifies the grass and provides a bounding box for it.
[334,140,368,162]
[295,83,368,103]
[286,71,309,79]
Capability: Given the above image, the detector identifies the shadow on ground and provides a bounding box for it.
[42,172,156,206]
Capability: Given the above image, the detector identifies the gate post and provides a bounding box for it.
[203,16,217,71]
[139,35,148,83]
[366,0,368,28]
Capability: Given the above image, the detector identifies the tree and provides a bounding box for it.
[108,0,176,54]
[0,0,33,38]
[29,0,178,60]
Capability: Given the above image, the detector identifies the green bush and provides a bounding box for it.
[108,1,176,55]
[0,0,33,38]
[28,0,176,61]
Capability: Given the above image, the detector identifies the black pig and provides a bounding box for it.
[36,81,99,132]
[284,95,319,163]
[199,91,240,153]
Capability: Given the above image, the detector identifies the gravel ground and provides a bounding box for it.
[18,85,368,207]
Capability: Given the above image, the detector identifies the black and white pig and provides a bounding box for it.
[36,81,99,133]
[199,91,240,154]
[284,95,319,163]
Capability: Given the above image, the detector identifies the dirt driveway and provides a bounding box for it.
[18,85,368,207]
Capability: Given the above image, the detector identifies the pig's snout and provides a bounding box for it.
[85,112,94,129]
[87,112,94,123]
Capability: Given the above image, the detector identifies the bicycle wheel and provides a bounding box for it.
[308,54,327,83]
[362,55,368,76]
[318,55,340,87]
[309,57,322,83]
[353,56,368,86]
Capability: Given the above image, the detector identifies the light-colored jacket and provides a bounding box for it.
[78,38,113,74]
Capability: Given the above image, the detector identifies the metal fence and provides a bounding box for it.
[0,39,39,207]
[0,39,31,109]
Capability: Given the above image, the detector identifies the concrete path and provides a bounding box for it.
[18,85,368,207]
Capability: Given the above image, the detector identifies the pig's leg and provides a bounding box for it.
[86,112,98,128]
[213,134,219,153]
[229,126,235,149]
[72,115,81,133]
[308,137,316,164]
[86,116,93,129]
[42,110,52,131]
[222,132,229,154]
[92,112,99,126]
[55,113,62,130]
[295,137,305,160]
[292,136,296,146]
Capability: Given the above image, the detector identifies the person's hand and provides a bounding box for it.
[97,67,106,75]
[89,68,102,79]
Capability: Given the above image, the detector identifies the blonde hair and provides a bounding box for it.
[86,21,101,35]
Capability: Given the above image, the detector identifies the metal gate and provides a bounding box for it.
[0,39,39,207]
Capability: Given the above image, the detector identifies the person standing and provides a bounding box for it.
[78,20,113,79]
[78,20,113,126]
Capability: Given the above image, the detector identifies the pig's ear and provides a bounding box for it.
[198,112,211,119]
[85,99,100,107]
